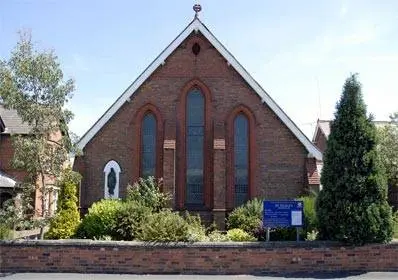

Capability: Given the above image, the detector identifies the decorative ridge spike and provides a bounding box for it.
[193,4,202,18]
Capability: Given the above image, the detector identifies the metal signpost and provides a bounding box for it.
[263,200,304,242]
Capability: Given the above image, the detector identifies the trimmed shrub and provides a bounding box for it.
[226,198,262,234]
[317,75,393,244]
[46,169,81,239]
[227,228,256,241]
[113,201,152,241]
[136,209,189,242]
[74,199,121,240]
[126,177,170,212]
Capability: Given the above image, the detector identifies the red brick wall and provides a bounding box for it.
[1,240,397,274]
[74,33,308,213]
[0,135,27,182]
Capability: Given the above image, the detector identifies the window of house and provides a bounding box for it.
[141,113,157,178]
[103,160,121,199]
[234,114,249,206]
[51,187,59,215]
[186,88,204,205]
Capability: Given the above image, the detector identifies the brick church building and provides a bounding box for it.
[74,8,322,225]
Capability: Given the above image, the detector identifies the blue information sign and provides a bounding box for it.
[263,200,304,228]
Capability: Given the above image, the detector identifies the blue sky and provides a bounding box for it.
[1,0,397,138]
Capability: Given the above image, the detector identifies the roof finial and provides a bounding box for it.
[193,4,202,18]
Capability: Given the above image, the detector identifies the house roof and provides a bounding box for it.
[76,17,323,161]
[313,119,392,141]
[0,171,16,188]
[0,104,31,134]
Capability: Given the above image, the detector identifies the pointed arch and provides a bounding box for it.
[133,103,164,182]
[226,104,256,209]
[177,79,213,209]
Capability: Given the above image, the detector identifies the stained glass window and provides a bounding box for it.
[234,114,249,206]
[141,113,157,178]
[186,89,204,205]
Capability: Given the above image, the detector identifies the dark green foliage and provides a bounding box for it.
[113,201,152,241]
[393,212,398,239]
[377,113,398,210]
[126,177,170,212]
[136,209,190,242]
[316,74,393,245]
[46,169,81,239]
[226,198,262,234]
[0,199,17,240]
[74,199,120,240]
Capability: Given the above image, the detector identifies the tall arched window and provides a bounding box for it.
[234,114,249,206]
[186,88,204,205]
[141,113,157,178]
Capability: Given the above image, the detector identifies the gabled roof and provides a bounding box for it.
[312,120,331,142]
[0,104,31,134]
[313,119,392,141]
[77,17,322,161]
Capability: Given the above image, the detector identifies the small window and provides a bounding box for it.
[104,160,121,198]
[192,43,201,56]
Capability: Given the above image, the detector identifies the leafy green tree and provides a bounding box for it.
[316,74,393,244]
[377,112,398,209]
[0,32,75,239]
[45,168,81,239]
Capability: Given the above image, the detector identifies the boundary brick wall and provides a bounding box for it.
[1,240,398,275]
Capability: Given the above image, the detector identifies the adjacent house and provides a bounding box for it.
[74,11,322,227]
[0,104,59,215]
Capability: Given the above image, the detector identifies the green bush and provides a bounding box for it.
[317,75,393,244]
[74,199,121,240]
[0,198,17,240]
[0,225,13,240]
[207,231,230,242]
[126,177,170,212]
[46,169,81,239]
[113,201,152,241]
[184,212,207,242]
[393,211,398,239]
[297,195,318,236]
[227,228,256,241]
[227,198,262,234]
[137,209,190,242]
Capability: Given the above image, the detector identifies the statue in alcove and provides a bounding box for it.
[107,168,117,197]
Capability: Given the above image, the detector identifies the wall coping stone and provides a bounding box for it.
[1,239,397,249]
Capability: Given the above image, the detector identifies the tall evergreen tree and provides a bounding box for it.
[45,168,81,239]
[316,74,393,245]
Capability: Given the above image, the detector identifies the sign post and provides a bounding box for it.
[263,200,304,242]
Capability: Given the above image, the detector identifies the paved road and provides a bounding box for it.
[1,273,398,280]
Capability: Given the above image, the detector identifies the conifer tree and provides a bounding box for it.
[316,74,393,244]
[45,168,81,239]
